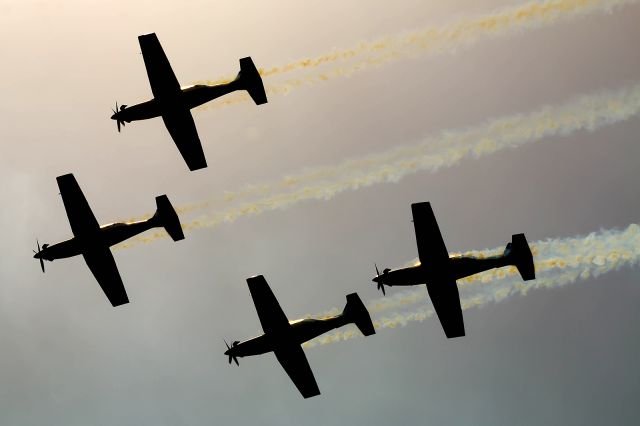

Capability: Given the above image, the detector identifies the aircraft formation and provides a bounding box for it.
[34,33,536,399]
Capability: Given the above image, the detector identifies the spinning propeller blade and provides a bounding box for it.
[112,102,126,132]
[374,263,385,295]
[33,240,45,273]
[224,339,239,366]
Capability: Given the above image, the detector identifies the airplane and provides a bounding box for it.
[111,32,268,171]
[224,275,376,399]
[372,202,535,338]
[33,173,184,307]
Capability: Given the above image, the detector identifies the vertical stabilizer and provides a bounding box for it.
[152,195,185,242]
[237,57,268,105]
[508,233,535,281]
[342,293,376,336]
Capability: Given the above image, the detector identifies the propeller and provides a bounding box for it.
[32,240,46,273]
[111,102,127,132]
[374,263,386,295]
[224,339,239,366]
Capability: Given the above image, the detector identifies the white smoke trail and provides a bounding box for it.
[127,81,640,245]
[114,82,640,250]
[303,224,640,348]
[313,223,640,317]
[189,82,640,216]
[196,0,638,108]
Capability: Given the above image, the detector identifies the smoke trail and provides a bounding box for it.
[186,83,640,218]
[305,268,617,347]
[302,224,640,348]
[195,0,638,109]
[114,81,640,250]
[312,223,640,318]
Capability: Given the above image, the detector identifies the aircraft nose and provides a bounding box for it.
[110,113,117,120]
[372,276,379,283]
[33,252,39,259]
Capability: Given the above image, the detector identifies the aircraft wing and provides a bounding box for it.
[411,202,450,266]
[246,275,319,397]
[82,247,129,307]
[412,202,464,337]
[246,275,290,334]
[138,33,181,98]
[426,279,465,338]
[161,109,207,171]
[274,344,320,399]
[56,174,100,237]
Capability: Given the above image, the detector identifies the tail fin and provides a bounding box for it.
[152,195,185,242]
[342,293,376,336]
[236,57,268,105]
[506,233,535,281]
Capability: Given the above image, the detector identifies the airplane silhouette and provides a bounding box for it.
[33,173,184,307]
[111,33,268,171]
[224,275,376,398]
[372,202,535,338]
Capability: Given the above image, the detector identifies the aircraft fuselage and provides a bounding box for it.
[375,253,513,287]
[112,80,242,123]
[227,314,350,359]
[35,218,158,262]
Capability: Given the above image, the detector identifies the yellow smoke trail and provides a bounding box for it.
[312,223,640,318]
[302,224,640,348]
[194,0,638,110]
[186,83,640,217]
[114,81,640,250]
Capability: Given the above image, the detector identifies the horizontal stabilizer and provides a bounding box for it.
[343,293,376,336]
[153,195,185,242]
[237,57,268,105]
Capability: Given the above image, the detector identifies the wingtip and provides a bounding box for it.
[187,162,208,172]
[56,173,75,181]
[138,32,157,40]
[246,274,265,282]
[302,389,321,399]
[110,297,130,308]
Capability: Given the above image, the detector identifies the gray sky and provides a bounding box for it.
[1,1,639,425]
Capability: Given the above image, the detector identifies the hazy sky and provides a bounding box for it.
[1,1,639,425]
